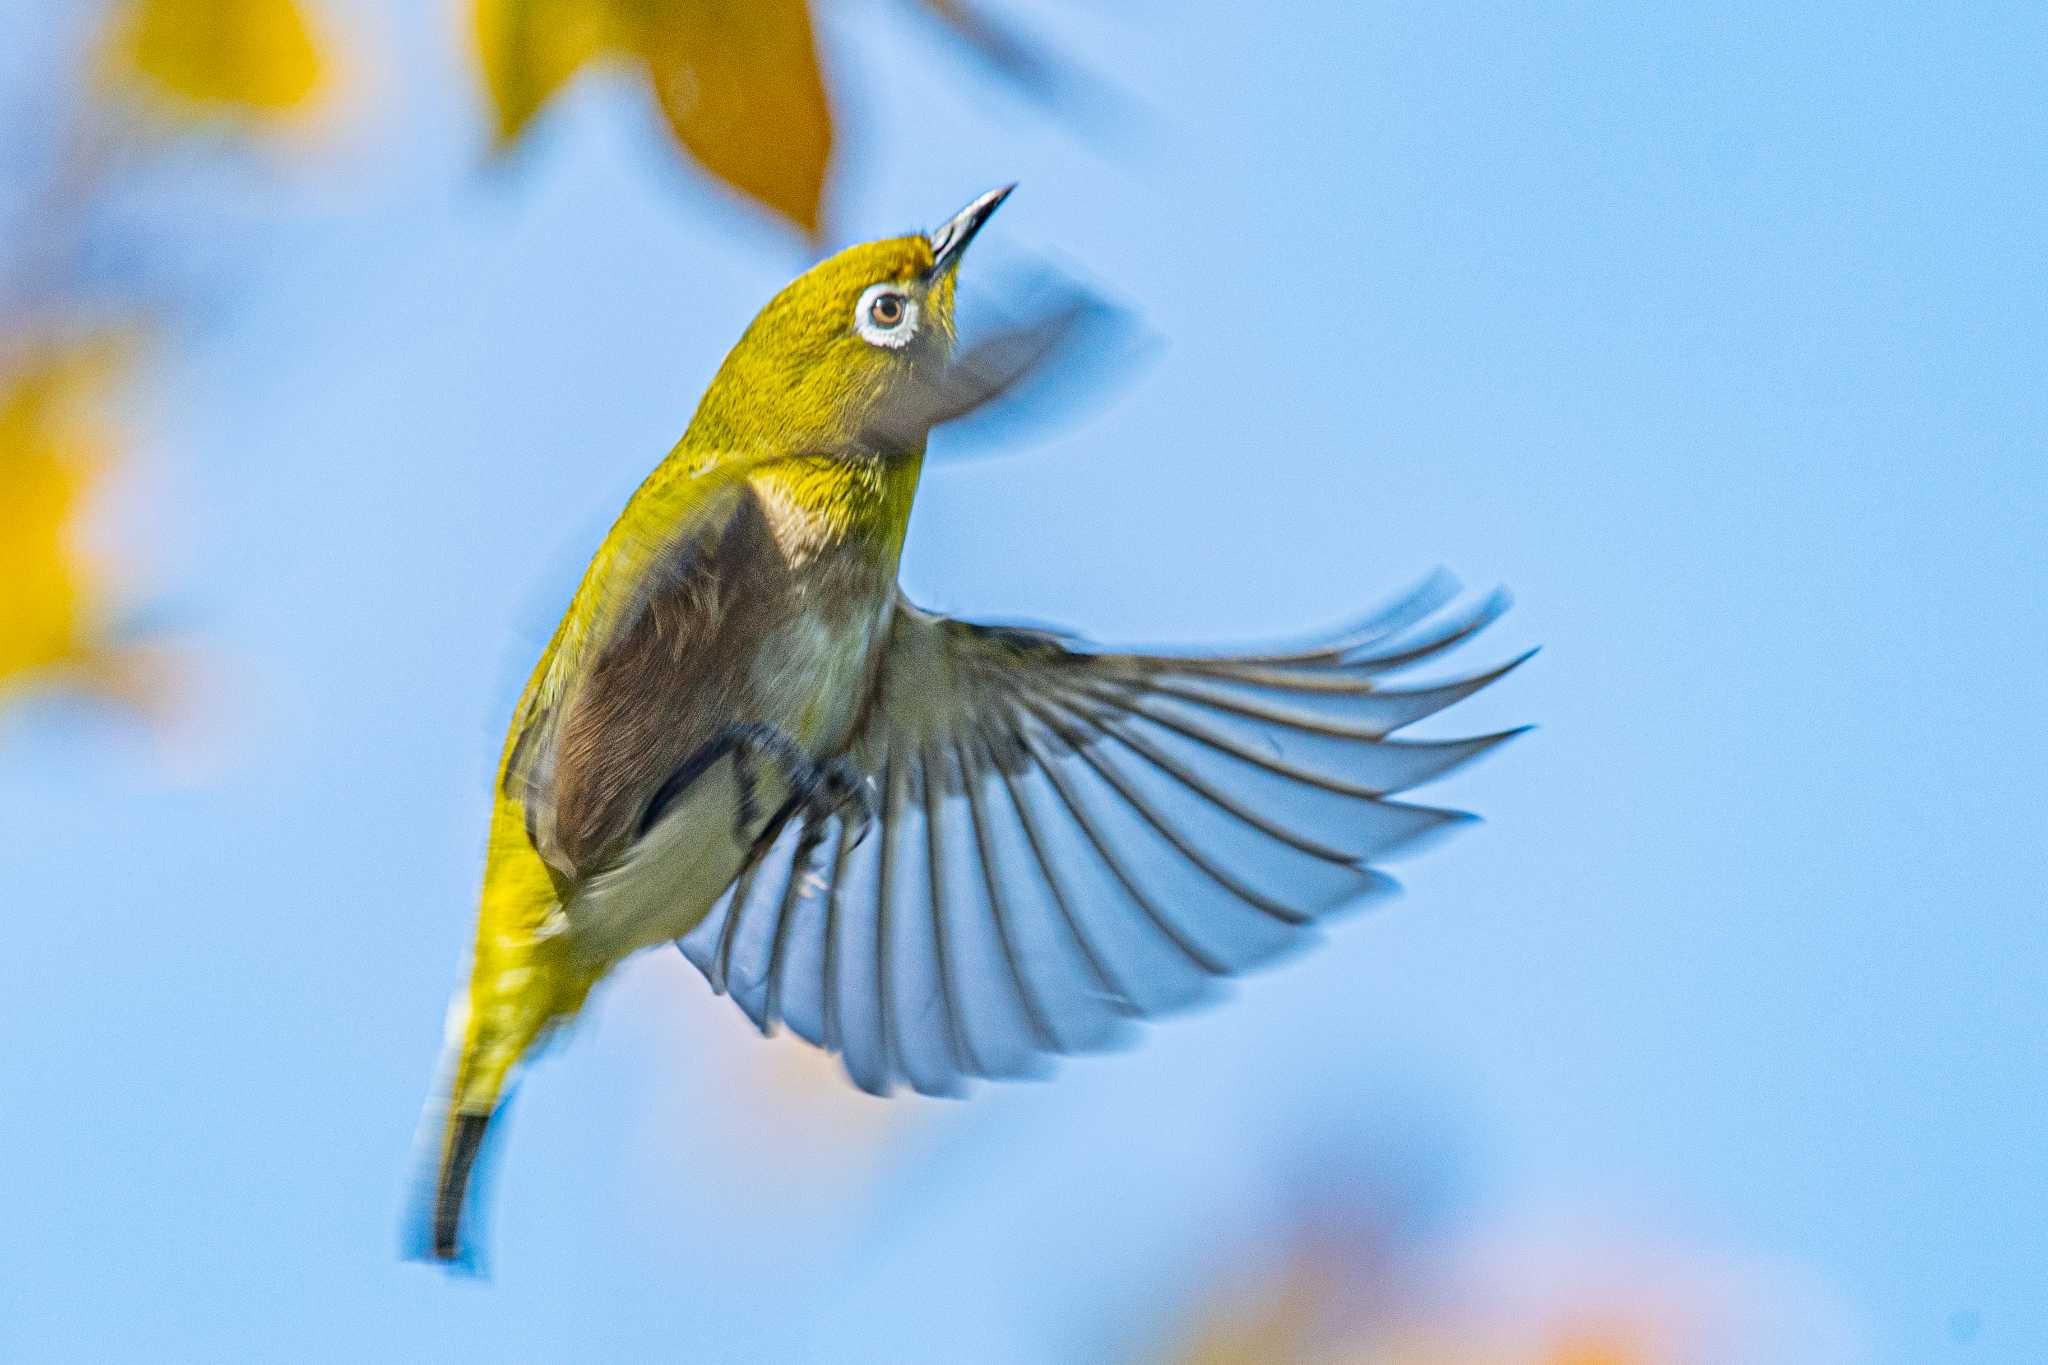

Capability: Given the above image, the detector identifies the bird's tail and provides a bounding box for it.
[403,996,504,1271]
[432,1109,493,1262]
[407,945,591,1268]
[406,808,591,1268]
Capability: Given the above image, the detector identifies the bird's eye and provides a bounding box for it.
[854,284,919,349]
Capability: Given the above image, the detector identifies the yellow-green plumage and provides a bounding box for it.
[413,188,1527,1267]
[416,210,976,1264]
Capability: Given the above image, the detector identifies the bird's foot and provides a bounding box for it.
[807,755,878,847]
[715,723,875,852]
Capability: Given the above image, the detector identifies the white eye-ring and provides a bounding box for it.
[854,283,919,348]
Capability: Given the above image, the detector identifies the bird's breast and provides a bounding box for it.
[744,597,885,751]
[555,555,895,970]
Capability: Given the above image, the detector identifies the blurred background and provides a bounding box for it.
[1,1,2042,1361]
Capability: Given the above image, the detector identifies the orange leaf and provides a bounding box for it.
[635,0,834,235]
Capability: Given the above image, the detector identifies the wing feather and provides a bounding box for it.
[957,736,1067,1055]
[921,744,982,1078]
[1025,715,1237,977]
[771,824,835,1048]
[824,819,892,1092]
[987,739,1147,1028]
[762,819,831,1035]
[1223,569,1459,665]
[1025,695,1316,926]
[677,575,1527,1095]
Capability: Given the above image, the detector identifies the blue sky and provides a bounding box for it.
[2,1,2043,1361]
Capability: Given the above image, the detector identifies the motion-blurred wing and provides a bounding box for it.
[862,278,1137,454]
[679,571,1529,1096]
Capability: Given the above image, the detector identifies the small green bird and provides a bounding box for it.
[410,187,1527,1265]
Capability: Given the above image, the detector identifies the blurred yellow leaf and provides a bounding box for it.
[475,0,833,235]
[101,0,327,119]
[0,337,135,704]
[476,0,618,144]
[642,1,831,235]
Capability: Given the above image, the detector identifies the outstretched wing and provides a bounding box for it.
[678,571,1530,1096]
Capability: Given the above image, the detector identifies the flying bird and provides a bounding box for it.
[409,186,1528,1266]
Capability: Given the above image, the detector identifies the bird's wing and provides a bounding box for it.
[862,281,1128,452]
[499,469,764,875]
[677,571,1530,1096]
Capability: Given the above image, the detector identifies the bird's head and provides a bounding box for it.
[689,186,1013,454]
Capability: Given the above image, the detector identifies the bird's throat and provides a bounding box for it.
[747,448,923,568]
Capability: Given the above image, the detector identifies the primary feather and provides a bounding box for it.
[679,576,1526,1096]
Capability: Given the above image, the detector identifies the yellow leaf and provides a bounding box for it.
[474,0,618,145]
[101,0,327,118]
[0,337,133,702]
[474,0,834,235]
[638,0,833,234]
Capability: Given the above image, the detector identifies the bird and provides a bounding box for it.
[407,186,1529,1267]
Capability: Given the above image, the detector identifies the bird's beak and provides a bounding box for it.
[928,184,1014,276]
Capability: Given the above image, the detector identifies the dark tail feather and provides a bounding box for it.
[433,1112,491,1261]
[403,1103,506,1273]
